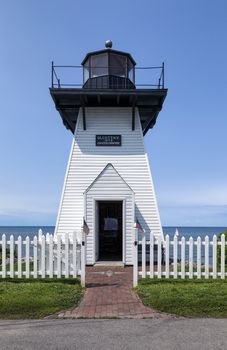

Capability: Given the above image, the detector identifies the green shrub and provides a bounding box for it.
[217,230,227,266]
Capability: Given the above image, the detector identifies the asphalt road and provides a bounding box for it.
[0,318,226,350]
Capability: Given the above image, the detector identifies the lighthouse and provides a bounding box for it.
[50,41,167,265]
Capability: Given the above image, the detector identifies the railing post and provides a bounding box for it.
[81,229,86,287]
[162,62,165,89]
[51,61,54,88]
[133,227,138,287]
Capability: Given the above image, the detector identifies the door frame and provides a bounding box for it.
[92,196,126,264]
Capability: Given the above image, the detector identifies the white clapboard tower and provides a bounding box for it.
[50,41,167,265]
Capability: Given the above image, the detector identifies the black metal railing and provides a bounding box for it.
[51,62,165,89]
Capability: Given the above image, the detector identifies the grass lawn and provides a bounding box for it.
[136,279,227,317]
[0,278,83,319]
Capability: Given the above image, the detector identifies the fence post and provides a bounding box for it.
[212,235,217,279]
[165,234,169,278]
[133,227,138,287]
[221,234,225,279]
[81,229,86,287]
[150,232,154,279]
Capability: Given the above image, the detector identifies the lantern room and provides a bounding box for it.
[82,41,136,89]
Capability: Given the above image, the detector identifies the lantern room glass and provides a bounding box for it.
[83,52,135,84]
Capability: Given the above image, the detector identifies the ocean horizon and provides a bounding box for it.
[0,226,226,240]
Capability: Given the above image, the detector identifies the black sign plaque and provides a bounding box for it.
[96,135,121,146]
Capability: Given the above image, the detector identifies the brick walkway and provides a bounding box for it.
[57,266,171,319]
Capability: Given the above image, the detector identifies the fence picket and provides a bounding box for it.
[81,230,86,287]
[2,235,6,278]
[173,234,178,279]
[57,235,61,278]
[65,233,69,278]
[142,233,146,278]
[189,237,193,279]
[165,235,169,278]
[181,237,185,279]
[17,236,22,278]
[221,234,225,279]
[205,235,209,279]
[197,236,201,279]
[33,235,38,278]
[213,235,217,279]
[41,235,46,278]
[73,232,77,278]
[10,235,14,278]
[158,235,162,278]
[133,228,138,287]
[49,235,53,278]
[149,232,154,278]
[46,233,50,273]
[25,236,30,278]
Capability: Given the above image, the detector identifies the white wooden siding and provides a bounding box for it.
[55,107,163,264]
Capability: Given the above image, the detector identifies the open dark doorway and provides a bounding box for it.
[98,201,123,261]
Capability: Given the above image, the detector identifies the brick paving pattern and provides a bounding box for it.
[57,266,171,319]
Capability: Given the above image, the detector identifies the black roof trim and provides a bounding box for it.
[81,48,136,66]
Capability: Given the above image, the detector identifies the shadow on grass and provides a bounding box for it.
[0,277,81,285]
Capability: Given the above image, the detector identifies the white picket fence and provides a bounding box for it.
[133,229,227,286]
[0,229,86,286]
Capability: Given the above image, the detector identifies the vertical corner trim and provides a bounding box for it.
[80,96,86,131]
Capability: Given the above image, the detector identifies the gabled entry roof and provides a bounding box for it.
[84,163,134,194]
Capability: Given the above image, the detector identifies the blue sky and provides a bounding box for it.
[0,0,226,226]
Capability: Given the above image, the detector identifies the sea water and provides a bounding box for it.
[0,226,226,239]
